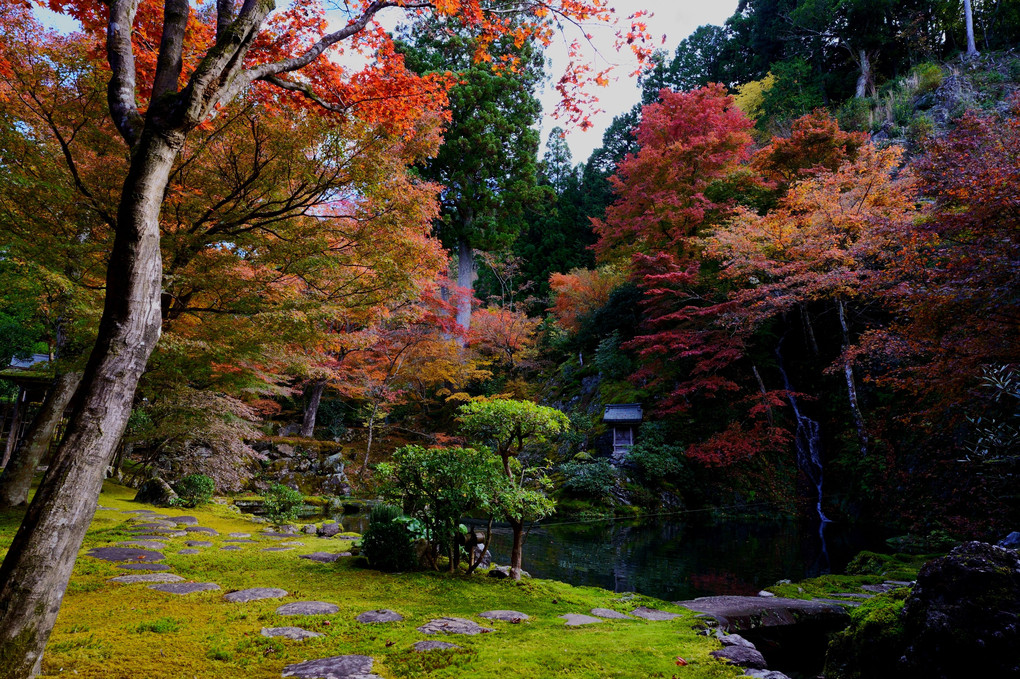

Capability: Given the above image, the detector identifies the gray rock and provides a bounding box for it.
[478,610,529,622]
[276,524,299,534]
[299,552,347,563]
[224,587,288,603]
[128,522,176,530]
[222,546,242,551]
[997,531,1020,550]
[228,532,251,538]
[356,609,403,623]
[185,541,213,547]
[263,547,294,552]
[560,614,602,626]
[116,563,172,571]
[169,515,199,526]
[590,608,631,619]
[629,606,680,621]
[719,633,756,648]
[116,540,167,550]
[861,583,898,593]
[303,524,318,534]
[87,547,165,563]
[125,509,159,514]
[133,478,179,506]
[318,523,341,538]
[185,526,218,535]
[261,626,323,641]
[224,539,257,543]
[178,549,201,555]
[281,541,305,547]
[149,582,220,595]
[757,590,775,597]
[413,640,461,652]
[277,601,340,616]
[108,573,185,584]
[487,565,529,579]
[129,535,170,542]
[710,645,767,669]
[471,546,491,569]
[417,617,493,635]
[744,670,792,679]
[675,596,850,633]
[281,655,380,679]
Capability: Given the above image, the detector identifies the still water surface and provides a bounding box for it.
[478,515,885,602]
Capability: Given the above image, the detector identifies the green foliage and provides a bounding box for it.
[836,97,871,132]
[260,483,305,523]
[824,589,909,679]
[907,114,935,145]
[625,423,691,490]
[458,399,570,460]
[593,331,633,381]
[134,617,183,634]
[559,459,617,503]
[170,474,215,508]
[360,503,419,572]
[759,58,826,128]
[911,62,943,95]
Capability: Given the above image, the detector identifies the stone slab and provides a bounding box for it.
[127,522,175,530]
[277,601,340,616]
[178,549,201,555]
[149,582,220,595]
[281,655,380,679]
[116,563,172,571]
[630,606,680,621]
[185,526,218,535]
[168,515,199,525]
[224,587,288,603]
[590,608,632,619]
[130,535,170,542]
[478,610,529,622]
[263,547,293,552]
[281,541,306,546]
[125,509,158,514]
[228,532,251,538]
[186,541,213,547]
[560,614,602,626]
[108,573,185,584]
[221,546,242,551]
[87,547,165,563]
[414,641,461,652]
[710,645,767,670]
[417,617,492,635]
[356,609,403,623]
[261,626,323,641]
[299,552,347,563]
[675,596,850,633]
[223,539,257,543]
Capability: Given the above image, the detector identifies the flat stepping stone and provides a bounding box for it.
[299,552,348,563]
[478,610,529,622]
[281,541,305,546]
[185,541,213,547]
[261,626,323,641]
[108,573,184,584]
[812,598,863,608]
[560,614,603,626]
[414,640,461,652]
[117,563,172,571]
[178,549,202,555]
[96,506,119,511]
[281,655,380,679]
[417,617,492,635]
[223,539,257,543]
[277,601,339,616]
[228,532,251,538]
[87,547,165,563]
[591,608,632,619]
[149,582,220,595]
[222,546,242,551]
[630,606,680,621]
[128,522,175,530]
[125,509,158,514]
[356,609,403,623]
[129,535,170,542]
[116,540,168,550]
[861,583,898,593]
[337,534,360,540]
[167,515,199,525]
[263,547,294,552]
[185,526,218,535]
[224,587,288,603]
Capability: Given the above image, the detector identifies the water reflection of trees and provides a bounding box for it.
[482,516,876,601]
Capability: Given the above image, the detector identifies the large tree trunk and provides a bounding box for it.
[299,380,325,438]
[855,49,874,98]
[508,517,524,581]
[964,0,979,57]
[0,128,179,679]
[455,238,475,339]
[837,300,868,458]
[0,372,81,509]
[1,387,25,469]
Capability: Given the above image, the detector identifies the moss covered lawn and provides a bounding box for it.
[0,481,742,679]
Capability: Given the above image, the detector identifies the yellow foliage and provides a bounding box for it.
[733,73,775,123]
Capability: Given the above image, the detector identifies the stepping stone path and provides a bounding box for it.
[168,516,199,525]
[228,532,251,538]
[356,609,403,623]
[261,627,323,641]
[281,655,380,679]
[185,526,218,535]
[222,546,242,551]
[116,540,167,550]
[186,541,213,547]
[277,601,340,616]
[414,641,461,652]
[630,606,680,621]
[149,582,220,595]
[224,587,288,603]
[87,547,165,562]
[178,549,201,555]
[560,614,603,626]
[129,522,175,530]
[591,608,632,619]
[417,617,492,635]
[478,610,529,622]
[117,563,172,571]
[299,552,349,563]
[109,573,184,584]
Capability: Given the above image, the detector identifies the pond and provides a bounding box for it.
[478,514,887,602]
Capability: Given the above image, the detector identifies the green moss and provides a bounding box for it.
[824,589,909,679]
[0,481,743,679]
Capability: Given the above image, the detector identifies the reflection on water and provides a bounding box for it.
[479,515,885,601]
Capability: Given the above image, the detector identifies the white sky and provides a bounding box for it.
[36,0,740,163]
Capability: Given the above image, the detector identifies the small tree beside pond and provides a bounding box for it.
[458,399,569,580]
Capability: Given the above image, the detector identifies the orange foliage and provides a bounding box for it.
[548,265,627,333]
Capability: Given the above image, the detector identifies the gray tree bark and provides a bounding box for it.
[0,372,81,509]
[300,380,325,438]
[1,387,25,469]
[964,0,980,57]
[837,300,868,458]
[455,238,476,338]
[854,49,874,98]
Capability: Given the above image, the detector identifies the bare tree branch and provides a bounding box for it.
[106,0,144,145]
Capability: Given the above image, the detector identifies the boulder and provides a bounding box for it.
[487,565,529,579]
[133,478,179,507]
[997,531,1020,550]
[472,545,491,569]
[417,617,492,635]
[899,542,1020,678]
[356,609,403,623]
[261,626,323,641]
[303,524,318,535]
[676,596,849,633]
[710,645,767,670]
[281,655,380,679]
[318,522,341,538]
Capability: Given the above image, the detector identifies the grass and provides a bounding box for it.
[0,480,741,679]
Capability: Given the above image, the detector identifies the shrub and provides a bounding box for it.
[560,459,617,502]
[261,483,305,523]
[170,474,214,508]
[360,504,419,572]
[911,62,943,95]
[907,114,935,145]
[837,98,871,132]
[824,589,908,679]
[625,422,690,489]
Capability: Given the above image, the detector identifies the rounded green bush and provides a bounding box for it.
[361,504,419,572]
[170,474,214,508]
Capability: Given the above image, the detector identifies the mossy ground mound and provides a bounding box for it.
[0,481,740,679]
